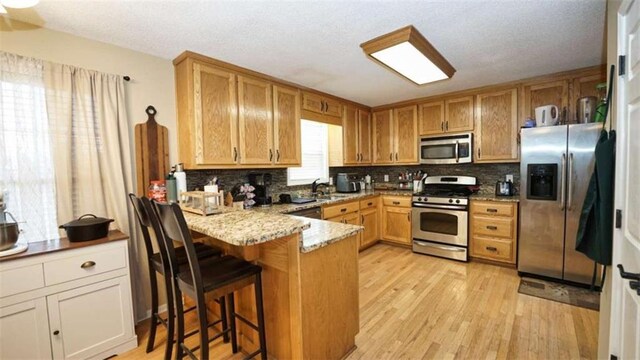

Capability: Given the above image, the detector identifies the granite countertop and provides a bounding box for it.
[470,187,520,203]
[296,217,362,253]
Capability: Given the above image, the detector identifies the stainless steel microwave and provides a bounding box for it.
[419,133,473,164]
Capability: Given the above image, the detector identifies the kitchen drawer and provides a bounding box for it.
[0,264,44,298]
[472,201,515,217]
[382,196,411,208]
[359,197,379,211]
[323,200,359,219]
[472,216,513,239]
[472,236,513,262]
[44,247,127,286]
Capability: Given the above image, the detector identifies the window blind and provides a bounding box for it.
[287,120,329,186]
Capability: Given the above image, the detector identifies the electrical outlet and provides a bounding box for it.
[384,174,390,182]
[506,174,514,182]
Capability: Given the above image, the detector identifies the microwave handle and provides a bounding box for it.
[455,140,459,163]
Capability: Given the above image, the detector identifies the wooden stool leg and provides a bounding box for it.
[219,296,229,343]
[175,287,185,360]
[163,273,176,360]
[227,293,238,354]
[147,266,160,353]
[196,292,209,360]
[254,274,268,360]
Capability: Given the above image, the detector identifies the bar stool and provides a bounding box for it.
[152,201,268,360]
[128,194,227,360]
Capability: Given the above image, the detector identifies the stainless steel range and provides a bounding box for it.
[411,176,478,262]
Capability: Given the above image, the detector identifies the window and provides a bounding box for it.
[0,64,59,243]
[287,120,329,186]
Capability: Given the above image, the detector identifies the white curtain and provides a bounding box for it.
[43,62,134,236]
[0,52,59,243]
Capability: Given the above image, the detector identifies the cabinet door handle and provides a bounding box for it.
[389,153,393,161]
[276,149,280,162]
[486,208,498,213]
[407,212,411,222]
[81,261,96,269]
[269,149,273,161]
[233,147,238,162]
[395,152,398,161]
[446,121,449,131]
[393,201,400,205]
[361,215,364,223]
[486,246,498,252]
[53,330,60,336]
[486,226,498,231]
[441,122,444,131]
[477,148,481,159]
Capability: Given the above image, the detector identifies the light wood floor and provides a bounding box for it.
[118,244,599,360]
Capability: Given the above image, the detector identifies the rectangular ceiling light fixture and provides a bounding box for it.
[360,25,456,85]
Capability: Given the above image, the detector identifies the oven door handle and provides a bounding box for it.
[413,241,466,252]
[412,203,467,211]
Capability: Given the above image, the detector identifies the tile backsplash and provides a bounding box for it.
[186,163,520,200]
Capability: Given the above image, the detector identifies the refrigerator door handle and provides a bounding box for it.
[567,153,574,210]
[560,153,567,210]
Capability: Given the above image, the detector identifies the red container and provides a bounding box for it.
[148,180,167,202]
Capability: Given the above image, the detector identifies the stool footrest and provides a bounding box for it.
[234,312,259,331]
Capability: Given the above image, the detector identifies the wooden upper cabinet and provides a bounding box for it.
[273,85,301,165]
[445,96,474,133]
[475,88,519,163]
[237,76,273,165]
[418,101,444,136]
[302,92,324,114]
[393,105,418,164]
[323,98,343,118]
[522,80,569,124]
[301,91,342,119]
[343,106,359,165]
[193,63,238,165]
[372,110,394,164]
[358,109,372,164]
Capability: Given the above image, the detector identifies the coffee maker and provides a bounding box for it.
[248,173,273,206]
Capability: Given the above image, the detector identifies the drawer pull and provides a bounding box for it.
[486,246,498,252]
[486,208,498,213]
[340,208,347,213]
[368,202,373,206]
[393,201,400,205]
[486,226,498,230]
[80,261,96,269]
[53,330,60,336]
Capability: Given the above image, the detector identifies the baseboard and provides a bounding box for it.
[136,303,168,324]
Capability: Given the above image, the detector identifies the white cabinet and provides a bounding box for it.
[0,238,136,360]
[0,298,52,360]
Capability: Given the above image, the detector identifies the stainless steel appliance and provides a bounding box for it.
[419,133,472,164]
[412,175,478,261]
[495,180,515,196]
[248,173,273,206]
[336,173,361,193]
[287,206,322,219]
[519,123,602,285]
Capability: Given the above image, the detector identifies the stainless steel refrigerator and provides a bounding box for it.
[518,123,601,285]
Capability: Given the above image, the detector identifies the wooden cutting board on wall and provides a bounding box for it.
[135,106,170,196]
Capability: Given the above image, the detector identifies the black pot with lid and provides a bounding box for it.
[59,214,114,242]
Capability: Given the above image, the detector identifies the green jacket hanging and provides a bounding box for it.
[575,129,616,266]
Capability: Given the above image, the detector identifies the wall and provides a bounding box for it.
[0,20,177,321]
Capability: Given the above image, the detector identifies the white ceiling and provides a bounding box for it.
[8,0,606,107]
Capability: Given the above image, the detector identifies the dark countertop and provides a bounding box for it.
[0,230,129,262]
[470,187,520,203]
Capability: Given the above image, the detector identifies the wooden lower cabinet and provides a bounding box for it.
[381,196,412,245]
[360,207,379,249]
[470,200,518,265]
